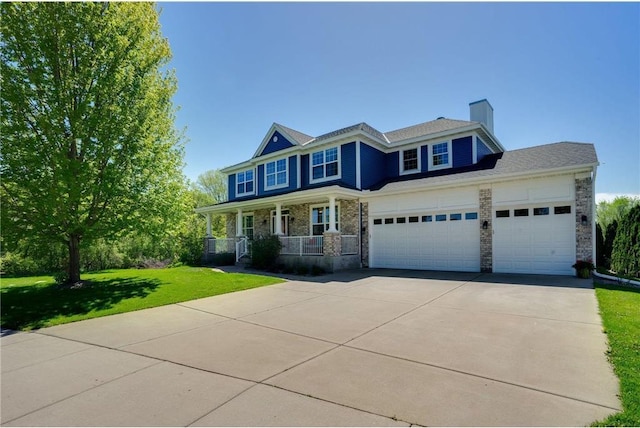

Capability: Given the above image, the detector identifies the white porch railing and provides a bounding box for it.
[341,235,359,255]
[205,238,235,254]
[279,236,324,256]
[236,237,249,261]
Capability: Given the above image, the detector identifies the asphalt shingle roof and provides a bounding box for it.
[276,123,314,145]
[384,118,476,143]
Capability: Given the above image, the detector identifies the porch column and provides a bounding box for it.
[328,196,338,233]
[275,202,283,235]
[206,213,212,237]
[236,208,243,237]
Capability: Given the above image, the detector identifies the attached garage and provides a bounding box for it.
[370,211,480,271]
[492,204,575,275]
[368,188,481,272]
[491,175,578,275]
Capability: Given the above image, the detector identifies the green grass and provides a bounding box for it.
[1,266,283,330]
[592,282,640,426]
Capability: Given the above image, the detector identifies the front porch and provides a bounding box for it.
[196,186,366,272]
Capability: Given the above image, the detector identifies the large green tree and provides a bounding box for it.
[1,2,185,283]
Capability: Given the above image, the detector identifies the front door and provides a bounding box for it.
[271,210,290,235]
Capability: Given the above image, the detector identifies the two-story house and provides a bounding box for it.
[196,99,597,275]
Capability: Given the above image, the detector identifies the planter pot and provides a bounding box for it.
[576,268,592,279]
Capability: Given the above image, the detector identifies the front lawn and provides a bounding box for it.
[1,267,284,330]
[593,282,640,426]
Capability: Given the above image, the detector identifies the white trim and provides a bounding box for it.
[399,146,422,175]
[235,168,256,198]
[309,201,341,236]
[252,123,301,159]
[356,141,361,189]
[309,145,342,184]
[263,157,289,191]
[428,140,452,171]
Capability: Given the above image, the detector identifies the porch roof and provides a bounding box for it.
[195,185,362,215]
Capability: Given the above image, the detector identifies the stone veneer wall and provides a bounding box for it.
[575,176,594,262]
[479,187,493,272]
[288,203,311,236]
[252,209,271,238]
[340,199,359,236]
[360,202,369,267]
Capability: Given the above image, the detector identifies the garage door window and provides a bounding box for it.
[409,216,419,223]
[496,210,510,218]
[436,214,447,222]
[514,208,529,217]
[373,219,382,225]
[554,206,571,214]
[533,207,549,216]
[384,218,394,224]
[397,217,406,224]
[450,213,462,221]
[422,215,432,222]
[465,212,478,220]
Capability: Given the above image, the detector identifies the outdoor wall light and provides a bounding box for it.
[581,215,588,226]
[262,219,267,225]
[482,220,489,230]
[290,217,295,222]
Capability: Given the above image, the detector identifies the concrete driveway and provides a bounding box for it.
[1,270,620,426]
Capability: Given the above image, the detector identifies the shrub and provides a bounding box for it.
[0,252,39,276]
[611,205,640,278]
[53,270,69,286]
[310,264,326,276]
[250,235,282,270]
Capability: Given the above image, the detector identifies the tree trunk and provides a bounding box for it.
[68,234,81,283]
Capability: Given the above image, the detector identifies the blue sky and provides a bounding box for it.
[157,2,639,200]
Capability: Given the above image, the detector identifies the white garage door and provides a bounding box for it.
[370,211,480,272]
[493,204,575,275]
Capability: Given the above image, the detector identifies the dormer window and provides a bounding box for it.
[310,147,340,183]
[236,169,254,196]
[429,141,452,170]
[401,148,420,174]
[265,158,288,189]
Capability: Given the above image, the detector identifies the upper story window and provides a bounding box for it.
[401,148,420,174]
[265,158,287,189]
[311,147,340,182]
[236,169,254,196]
[429,141,451,170]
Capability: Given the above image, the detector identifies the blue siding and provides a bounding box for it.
[477,136,493,162]
[453,136,473,168]
[341,142,357,187]
[288,155,297,189]
[360,143,386,189]
[386,151,400,177]
[259,131,295,156]
[228,174,236,201]
[257,164,265,194]
[300,154,309,187]
[258,155,297,195]
[421,145,429,172]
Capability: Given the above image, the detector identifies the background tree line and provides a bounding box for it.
[596,196,640,278]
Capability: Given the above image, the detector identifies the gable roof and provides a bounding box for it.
[276,123,314,145]
[369,142,598,193]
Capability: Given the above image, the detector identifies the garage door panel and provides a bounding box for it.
[371,211,479,272]
[494,203,575,275]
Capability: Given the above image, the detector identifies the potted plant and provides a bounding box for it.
[572,259,595,278]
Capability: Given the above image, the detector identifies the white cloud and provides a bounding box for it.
[596,193,640,204]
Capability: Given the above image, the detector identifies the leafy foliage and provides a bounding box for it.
[611,205,640,278]
[597,196,640,231]
[1,2,185,283]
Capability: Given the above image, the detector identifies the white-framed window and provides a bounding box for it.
[242,214,254,240]
[265,158,288,190]
[400,147,420,174]
[310,146,340,183]
[310,203,340,236]
[236,169,254,196]
[429,141,452,170]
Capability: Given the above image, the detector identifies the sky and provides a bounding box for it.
[157,2,640,201]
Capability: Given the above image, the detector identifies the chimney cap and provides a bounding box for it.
[469,99,493,110]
